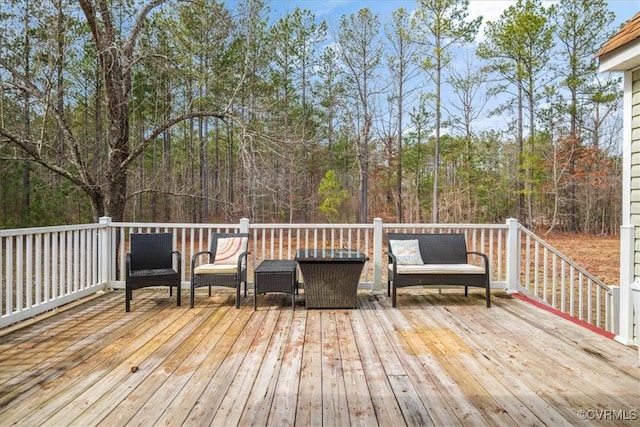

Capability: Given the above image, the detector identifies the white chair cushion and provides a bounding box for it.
[389,239,424,265]
[194,263,239,275]
[390,264,485,275]
[213,237,248,265]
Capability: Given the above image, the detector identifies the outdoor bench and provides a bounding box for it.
[387,233,491,308]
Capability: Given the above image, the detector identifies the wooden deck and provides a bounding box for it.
[1,288,638,426]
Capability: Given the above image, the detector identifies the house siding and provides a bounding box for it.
[633,69,640,344]
[633,69,640,278]
[598,12,640,346]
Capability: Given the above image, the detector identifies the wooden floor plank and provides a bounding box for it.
[0,292,125,390]
[422,298,575,425]
[213,305,282,426]
[335,310,378,425]
[2,294,181,424]
[412,298,552,425]
[39,303,204,427]
[368,294,483,426]
[295,309,323,426]
[442,297,640,422]
[239,305,292,426]
[181,303,265,426]
[94,302,234,426]
[148,297,248,426]
[403,292,640,425]
[349,305,407,426]
[403,296,538,426]
[0,288,638,427]
[499,297,640,379]
[266,309,306,427]
[70,305,214,427]
[320,311,351,427]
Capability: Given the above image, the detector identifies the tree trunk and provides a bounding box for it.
[358,116,371,223]
[102,58,130,221]
[432,38,441,224]
[516,79,525,222]
[21,0,32,224]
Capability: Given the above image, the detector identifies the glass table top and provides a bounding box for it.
[295,248,367,261]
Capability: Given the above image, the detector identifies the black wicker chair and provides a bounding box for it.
[125,233,181,312]
[387,233,491,308]
[190,233,249,308]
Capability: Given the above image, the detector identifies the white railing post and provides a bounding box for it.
[99,217,112,289]
[609,285,620,335]
[506,218,520,293]
[372,218,383,294]
[615,224,635,345]
[239,218,250,234]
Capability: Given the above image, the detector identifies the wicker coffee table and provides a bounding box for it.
[254,260,299,310]
[295,249,367,309]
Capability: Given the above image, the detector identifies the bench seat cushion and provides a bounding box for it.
[391,264,485,275]
[194,263,240,274]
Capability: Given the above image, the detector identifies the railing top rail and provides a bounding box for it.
[0,223,104,237]
[113,222,240,229]
[113,222,506,230]
[518,225,612,294]
[383,223,508,229]
[250,223,374,229]
[113,222,376,231]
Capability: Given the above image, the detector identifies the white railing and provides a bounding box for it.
[0,223,107,327]
[0,218,615,334]
[517,226,615,331]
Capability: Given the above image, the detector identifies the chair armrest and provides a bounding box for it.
[237,251,250,270]
[191,251,212,274]
[387,252,398,278]
[172,250,182,275]
[126,253,132,277]
[468,251,490,273]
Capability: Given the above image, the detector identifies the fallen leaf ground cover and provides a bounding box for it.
[541,232,620,285]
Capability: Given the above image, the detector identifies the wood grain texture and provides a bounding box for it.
[0,288,638,426]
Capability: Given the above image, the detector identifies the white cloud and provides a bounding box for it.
[468,0,517,23]
[468,1,558,42]
[468,0,516,42]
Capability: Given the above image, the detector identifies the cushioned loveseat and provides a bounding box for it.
[387,233,491,308]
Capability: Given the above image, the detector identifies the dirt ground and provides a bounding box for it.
[540,232,620,285]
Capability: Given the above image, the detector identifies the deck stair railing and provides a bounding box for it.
[0,218,616,335]
[517,226,615,332]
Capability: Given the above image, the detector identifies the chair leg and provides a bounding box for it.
[235,285,240,309]
[176,281,181,307]
[190,282,195,308]
[486,279,491,308]
[392,286,397,308]
[125,285,131,312]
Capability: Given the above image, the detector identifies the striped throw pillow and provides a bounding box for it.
[213,237,248,265]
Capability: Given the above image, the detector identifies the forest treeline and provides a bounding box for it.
[0,0,624,233]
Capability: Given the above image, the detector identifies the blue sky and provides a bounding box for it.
[227,0,637,135]
[263,0,638,36]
